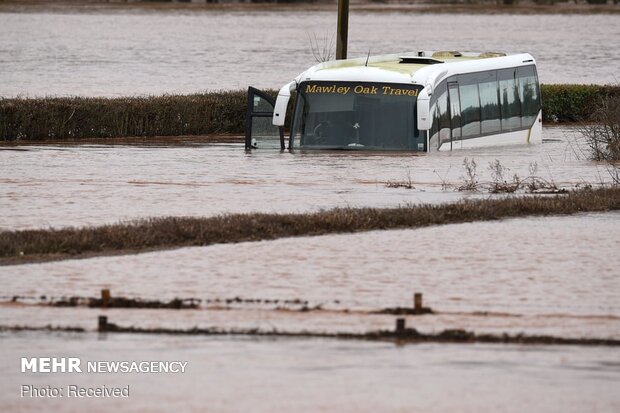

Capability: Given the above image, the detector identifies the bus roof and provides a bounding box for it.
[295,51,536,88]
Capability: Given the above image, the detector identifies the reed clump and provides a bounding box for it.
[2,186,619,265]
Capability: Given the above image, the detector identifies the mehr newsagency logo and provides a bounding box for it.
[20,357,188,399]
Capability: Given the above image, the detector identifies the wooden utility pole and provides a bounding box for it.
[336,0,349,60]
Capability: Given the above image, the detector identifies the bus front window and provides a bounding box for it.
[291,82,423,150]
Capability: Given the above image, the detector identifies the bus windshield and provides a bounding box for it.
[291,81,424,150]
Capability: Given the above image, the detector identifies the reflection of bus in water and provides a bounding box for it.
[245,50,542,152]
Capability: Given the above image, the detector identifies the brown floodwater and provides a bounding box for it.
[0,9,619,97]
[2,126,620,411]
[2,212,619,339]
[0,126,614,231]
[1,332,618,413]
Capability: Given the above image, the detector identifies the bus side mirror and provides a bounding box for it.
[273,81,295,127]
[417,88,431,131]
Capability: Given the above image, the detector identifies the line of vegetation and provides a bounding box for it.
[0,91,251,142]
[1,186,619,265]
[3,294,311,307]
[2,85,619,141]
[98,325,620,346]
[6,293,427,313]
[2,1,620,13]
[5,294,616,321]
[53,296,199,309]
[0,325,85,333]
[1,323,618,346]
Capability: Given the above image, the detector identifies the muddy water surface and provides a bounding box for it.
[2,128,620,411]
[2,332,618,413]
[0,126,611,231]
[1,10,619,97]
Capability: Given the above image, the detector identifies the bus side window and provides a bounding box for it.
[458,73,482,138]
[448,81,461,140]
[478,70,501,135]
[429,96,438,146]
[517,65,541,128]
[435,82,450,148]
[498,68,521,131]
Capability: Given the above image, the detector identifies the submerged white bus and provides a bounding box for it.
[245,50,542,152]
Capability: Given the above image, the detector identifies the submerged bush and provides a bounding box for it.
[577,94,620,185]
[0,90,273,141]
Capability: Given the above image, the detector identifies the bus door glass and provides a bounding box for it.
[245,87,285,150]
[448,81,462,150]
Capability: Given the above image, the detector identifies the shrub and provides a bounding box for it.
[541,84,620,122]
[0,90,276,141]
[579,95,620,161]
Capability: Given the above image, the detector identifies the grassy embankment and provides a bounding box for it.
[1,186,619,265]
[1,84,619,142]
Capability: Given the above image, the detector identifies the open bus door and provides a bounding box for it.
[245,87,285,150]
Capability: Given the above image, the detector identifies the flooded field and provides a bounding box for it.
[1,9,619,97]
[2,211,620,411]
[2,211,620,338]
[2,4,620,412]
[2,127,620,410]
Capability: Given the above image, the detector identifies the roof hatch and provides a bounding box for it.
[399,56,444,65]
